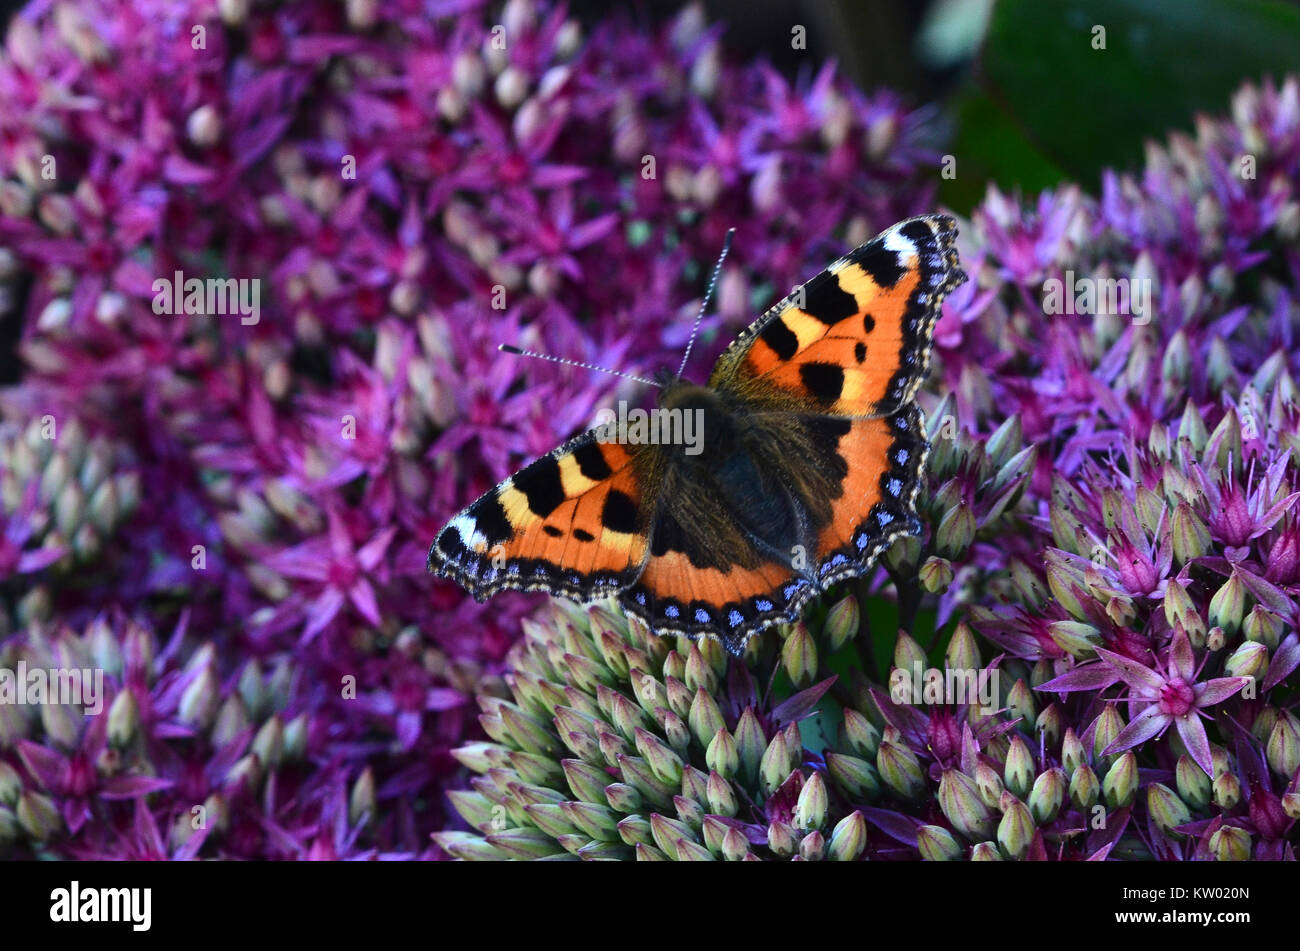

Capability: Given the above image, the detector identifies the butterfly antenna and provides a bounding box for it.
[676,227,735,380]
[498,344,662,388]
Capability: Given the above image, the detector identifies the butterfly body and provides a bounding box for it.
[431,215,967,654]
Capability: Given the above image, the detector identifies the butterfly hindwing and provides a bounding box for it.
[616,405,928,653]
[708,214,964,417]
[430,430,655,602]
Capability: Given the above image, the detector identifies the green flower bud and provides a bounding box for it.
[734,708,766,786]
[688,688,726,748]
[17,790,62,841]
[758,730,793,796]
[1282,792,1300,820]
[1061,729,1086,778]
[617,755,676,809]
[1171,502,1211,563]
[938,769,995,840]
[877,740,926,800]
[0,761,22,806]
[827,811,867,861]
[825,751,881,800]
[842,708,881,759]
[920,556,955,594]
[935,501,976,558]
[1007,679,1036,734]
[822,595,859,651]
[1178,400,1208,452]
[705,770,737,817]
[767,820,798,857]
[917,823,964,860]
[1147,783,1192,833]
[1029,768,1067,823]
[604,783,643,813]
[721,826,751,861]
[1164,579,1207,647]
[997,798,1035,860]
[1175,755,1212,809]
[945,623,981,672]
[1035,703,1062,747]
[179,664,220,731]
[1004,736,1035,799]
[781,621,818,687]
[1070,764,1100,811]
[798,829,826,861]
[1048,620,1102,658]
[106,688,139,747]
[1266,712,1300,779]
[973,762,1004,809]
[1223,641,1268,683]
[706,729,739,779]
[1207,572,1248,634]
[1093,706,1125,763]
[970,841,1002,861]
[1206,626,1227,651]
[1213,772,1241,810]
[1242,605,1283,650]
[893,630,926,672]
[794,772,828,831]
[252,715,285,769]
[1208,825,1251,861]
[1103,752,1138,809]
[684,644,717,695]
[634,728,684,785]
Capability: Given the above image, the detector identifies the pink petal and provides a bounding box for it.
[1263,633,1300,691]
[357,526,397,571]
[1194,676,1250,707]
[1175,714,1214,777]
[1095,647,1166,696]
[1169,626,1195,682]
[302,588,346,642]
[348,578,381,627]
[1103,705,1169,755]
[1038,662,1121,693]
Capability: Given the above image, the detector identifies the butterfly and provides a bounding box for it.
[430,214,967,655]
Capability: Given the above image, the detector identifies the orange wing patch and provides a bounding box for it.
[812,406,927,589]
[430,433,652,602]
[709,215,965,417]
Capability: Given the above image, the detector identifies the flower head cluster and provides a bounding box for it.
[0,0,935,857]
[443,76,1300,860]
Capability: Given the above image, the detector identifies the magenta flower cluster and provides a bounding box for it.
[0,0,938,857]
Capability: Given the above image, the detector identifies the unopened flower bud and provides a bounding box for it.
[822,595,859,650]
[1213,772,1241,810]
[1208,825,1251,861]
[935,501,976,558]
[1148,782,1192,833]
[1103,752,1138,808]
[1208,572,1248,634]
[1171,502,1211,563]
[1004,736,1035,799]
[1070,763,1100,811]
[1029,768,1067,823]
[997,799,1035,859]
[1223,641,1268,682]
[970,840,1002,860]
[920,556,955,593]
[1266,712,1300,779]
[877,741,926,800]
[1175,755,1212,809]
[794,772,828,830]
[939,769,994,840]
[781,621,817,687]
[917,824,963,860]
[828,811,866,861]
[826,752,880,800]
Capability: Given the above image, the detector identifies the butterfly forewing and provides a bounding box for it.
[709,215,964,417]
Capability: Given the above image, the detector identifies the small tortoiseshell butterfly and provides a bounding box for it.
[430,215,967,654]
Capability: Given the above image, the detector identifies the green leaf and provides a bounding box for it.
[979,0,1300,187]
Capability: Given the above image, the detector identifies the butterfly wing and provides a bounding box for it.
[430,430,654,602]
[616,407,927,653]
[708,214,965,417]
